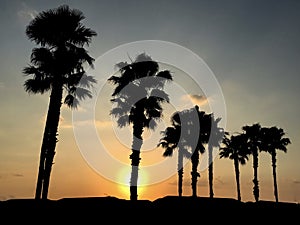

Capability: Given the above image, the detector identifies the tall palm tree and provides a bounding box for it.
[242,123,261,202]
[219,133,249,201]
[206,113,225,198]
[260,126,291,203]
[108,53,172,201]
[23,5,97,200]
[158,110,191,197]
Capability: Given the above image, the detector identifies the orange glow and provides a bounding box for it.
[117,166,149,200]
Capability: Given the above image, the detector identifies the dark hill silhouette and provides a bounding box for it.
[1,196,299,223]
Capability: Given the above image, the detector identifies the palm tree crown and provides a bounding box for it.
[109,52,172,200]
[23,4,97,199]
[220,133,249,201]
[260,126,291,202]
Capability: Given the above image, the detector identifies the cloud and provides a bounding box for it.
[181,94,208,106]
[17,3,38,22]
[0,173,24,179]
[95,120,113,128]
[293,180,300,184]
[12,173,24,177]
[59,116,73,129]
[72,119,113,129]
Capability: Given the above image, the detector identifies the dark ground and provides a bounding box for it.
[0,196,299,223]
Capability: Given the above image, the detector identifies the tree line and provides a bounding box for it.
[158,107,290,203]
[23,5,291,202]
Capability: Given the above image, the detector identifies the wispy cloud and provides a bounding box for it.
[293,180,300,184]
[0,173,24,179]
[12,173,24,177]
[73,119,112,129]
[95,120,113,128]
[181,94,209,106]
[59,116,73,129]
[17,2,38,23]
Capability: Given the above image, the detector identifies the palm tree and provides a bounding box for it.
[23,5,97,200]
[108,53,172,201]
[242,123,261,202]
[260,126,291,203]
[206,113,225,198]
[157,110,191,197]
[219,133,249,201]
[189,106,208,197]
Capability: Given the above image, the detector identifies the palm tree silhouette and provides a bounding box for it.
[242,123,261,202]
[23,5,97,200]
[206,113,225,198]
[158,110,192,197]
[190,106,209,197]
[159,105,216,198]
[108,53,172,201]
[219,133,249,201]
[260,126,291,203]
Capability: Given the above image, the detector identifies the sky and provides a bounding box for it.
[0,0,300,203]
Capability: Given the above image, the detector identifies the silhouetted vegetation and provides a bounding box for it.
[260,126,290,202]
[204,111,225,198]
[0,196,299,223]
[219,124,291,203]
[158,105,225,198]
[108,53,172,200]
[23,5,97,199]
[157,109,191,197]
[19,4,294,209]
[242,123,261,202]
[220,133,249,201]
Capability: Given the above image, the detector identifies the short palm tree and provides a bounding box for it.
[158,110,191,197]
[23,5,97,199]
[242,123,261,202]
[108,53,172,201]
[260,126,291,202]
[219,133,249,201]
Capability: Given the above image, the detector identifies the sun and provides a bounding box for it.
[117,166,148,199]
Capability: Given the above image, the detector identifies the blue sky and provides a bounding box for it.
[0,0,299,202]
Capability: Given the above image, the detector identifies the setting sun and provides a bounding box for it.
[117,166,149,199]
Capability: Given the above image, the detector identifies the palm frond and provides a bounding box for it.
[156,70,173,81]
[26,5,96,47]
[110,107,125,117]
[117,115,130,128]
[72,87,92,100]
[30,47,53,66]
[149,89,169,102]
[163,147,174,157]
[24,78,51,94]
[64,94,80,109]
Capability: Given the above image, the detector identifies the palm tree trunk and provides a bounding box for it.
[208,144,214,198]
[41,82,63,200]
[234,158,241,202]
[35,123,51,199]
[252,149,259,202]
[129,122,143,201]
[177,149,184,197]
[271,151,279,203]
[191,149,199,197]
